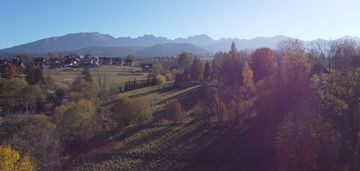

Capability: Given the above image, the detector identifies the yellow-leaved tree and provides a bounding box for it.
[0,146,34,171]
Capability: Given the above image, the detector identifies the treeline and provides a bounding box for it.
[191,39,360,170]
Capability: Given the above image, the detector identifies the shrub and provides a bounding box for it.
[155,74,166,85]
[110,96,152,127]
[0,78,27,112]
[70,78,98,101]
[54,99,102,142]
[7,115,61,170]
[165,100,185,123]
[0,145,34,171]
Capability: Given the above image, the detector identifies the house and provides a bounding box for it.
[48,57,63,68]
[124,58,134,66]
[33,57,46,69]
[63,56,79,68]
[99,57,112,65]
[11,57,24,68]
[81,55,97,67]
[141,64,153,72]
[111,58,123,66]
[0,59,8,66]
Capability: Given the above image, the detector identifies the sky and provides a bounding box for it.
[1,0,360,49]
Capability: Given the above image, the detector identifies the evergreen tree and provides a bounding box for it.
[203,61,212,80]
[25,66,44,85]
[250,48,277,82]
[190,57,204,81]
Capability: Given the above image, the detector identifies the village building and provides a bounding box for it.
[111,57,123,66]
[141,64,153,72]
[99,57,112,65]
[33,57,46,69]
[124,58,134,66]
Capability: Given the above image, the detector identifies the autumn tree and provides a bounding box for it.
[152,63,164,75]
[309,39,331,73]
[8,115,61,170]
[228,62,256,123]
[313,68,360,169]
[178,52,193,73]
[54,99,102,142]
[219,53,243,87]
[0,78,27,113]
[0,146,34,171]
[211,93,227,123]
[250,48,277,82]
[155,74,166,85]
[242,62,255,94]
[22,85,45,115]
[274,107,340,171]
[277,39,305,56]
[110,96,152,127]
[0,63,17,79]
[330,39,360,72]
[279,39,312,99]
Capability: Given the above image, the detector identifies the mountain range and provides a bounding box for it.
[1,32,358,57]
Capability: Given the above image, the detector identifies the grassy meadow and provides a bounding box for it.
[45,65,149,89]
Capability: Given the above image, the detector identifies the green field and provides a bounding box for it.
[45,65,149,89]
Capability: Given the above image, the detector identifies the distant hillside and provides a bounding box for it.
[2,32,360,57]
[204,35,293,52]
[174,34,215,46]
[73,46,143,57]
[115,35,171,47]
[134,43,210,57]
[2,32,116,53]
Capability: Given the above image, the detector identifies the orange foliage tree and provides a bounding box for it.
[0,63,17,79]
[0,146,34,171]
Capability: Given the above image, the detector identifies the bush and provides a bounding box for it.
[110,96,152,127]
[155,74,166,85]
[70,78,98,101]
[165,100,185,123]
[7,115,61,170]
[0,78,27,112]
[0,145,34,171]
[54,99,102,142]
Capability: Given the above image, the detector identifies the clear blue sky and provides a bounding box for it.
[1,0,360,49]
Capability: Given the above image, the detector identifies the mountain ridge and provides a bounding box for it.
[1,32,359,57]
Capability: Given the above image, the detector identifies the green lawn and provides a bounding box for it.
[45,65,149,89]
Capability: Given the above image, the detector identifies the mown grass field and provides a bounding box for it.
[45,65,149,89]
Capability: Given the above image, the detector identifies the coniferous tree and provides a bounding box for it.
[25,66,44,85]
[190,57,204,81]
[203,61,211,81]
